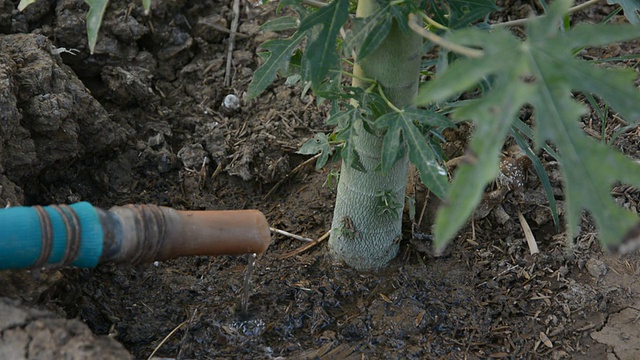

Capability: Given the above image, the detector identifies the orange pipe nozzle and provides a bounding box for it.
[99,205,272,264]
[158,209,271,260]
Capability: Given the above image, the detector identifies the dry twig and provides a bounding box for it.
[271,227,313,242]
[518,209,539,255]
[147,319,189,360]
[224,0,241,86]
[281,230,331,259]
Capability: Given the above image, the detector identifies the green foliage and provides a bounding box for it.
[417,0,640,252]
[19,0,151,54]
[19,0,640,261]
[375,190,403,217]
[326,107,366,171]
[511,127,560,231]
[260,16,300,32]
[345,2,393,61]
[247,34,305,99]
[297,133,333,169]
[607,0,640,24]
[248,0,352,98]
[85,0,109,54]
[428,0,499,29]
[297,0,350,88]
[375,109,452,199]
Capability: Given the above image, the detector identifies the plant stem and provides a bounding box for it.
[408,14,484,58]
[328,0,422,270]
[339,69,376,84]
[377,84,404,113]
[301,0,328,8]
[422,13,449,31]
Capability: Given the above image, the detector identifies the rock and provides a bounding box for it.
[0,298,133,360]
[178,143,208,169]
[0,33,127,184]
[101,65,156,106]
[586,258,608,278]
[192,14,228,43]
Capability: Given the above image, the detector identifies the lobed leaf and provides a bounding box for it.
[433,85,531,252]
[429,0,499,29]
[403,108,455,128]
[607,0,640,24]
[298,133,333,169]
[260,16,299,32]
[298,0,350,88]
[376,111,449,199]
[346,3,393,61]
[328,107,366,171]
[416,29,522,105]
[247,34,304,99]
[563,23,640,49]
[420,0,640,252]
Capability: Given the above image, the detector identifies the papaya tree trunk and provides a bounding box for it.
[328,0,422,270]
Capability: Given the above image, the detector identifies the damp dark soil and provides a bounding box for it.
[2,0,640,359]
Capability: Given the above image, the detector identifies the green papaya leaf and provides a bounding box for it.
[297,0,350,88]
[418,0,640,252]
[376,111,449,199]
[298,133,333,169]
[404,108,455,128]
[429,0,499,29]
[607,0,640,24]
[433,85,531,252]
[346,3,393,61]
[247,33,304,99]
[327,107,366,171]
[260,16,299,32]
[85,0,109,54]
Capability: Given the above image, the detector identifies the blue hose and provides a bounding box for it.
[0,202,271,270]
[0,202,103,270]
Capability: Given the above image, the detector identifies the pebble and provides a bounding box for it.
[585,258,607,278]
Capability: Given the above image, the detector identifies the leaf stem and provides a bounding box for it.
[301,0,328,8]
[340,70,376,84]
[491,0,603,28]
[422,13,449,31]
[377,84,403,113]
[408,13,484,58]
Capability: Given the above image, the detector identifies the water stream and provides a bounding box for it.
[241,252,256,314]
[230,253,265,336]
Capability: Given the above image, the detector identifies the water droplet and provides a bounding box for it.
[223,94,240,110]
[241,253,257,314]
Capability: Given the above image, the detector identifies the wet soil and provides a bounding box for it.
[1,0,640,359]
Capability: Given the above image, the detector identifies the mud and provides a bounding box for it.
[1,0,640,359]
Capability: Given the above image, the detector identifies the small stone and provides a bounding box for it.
[177,143,207,169]
[493,204,511,225]
[585,258,607,278]
[223,94,240,110]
